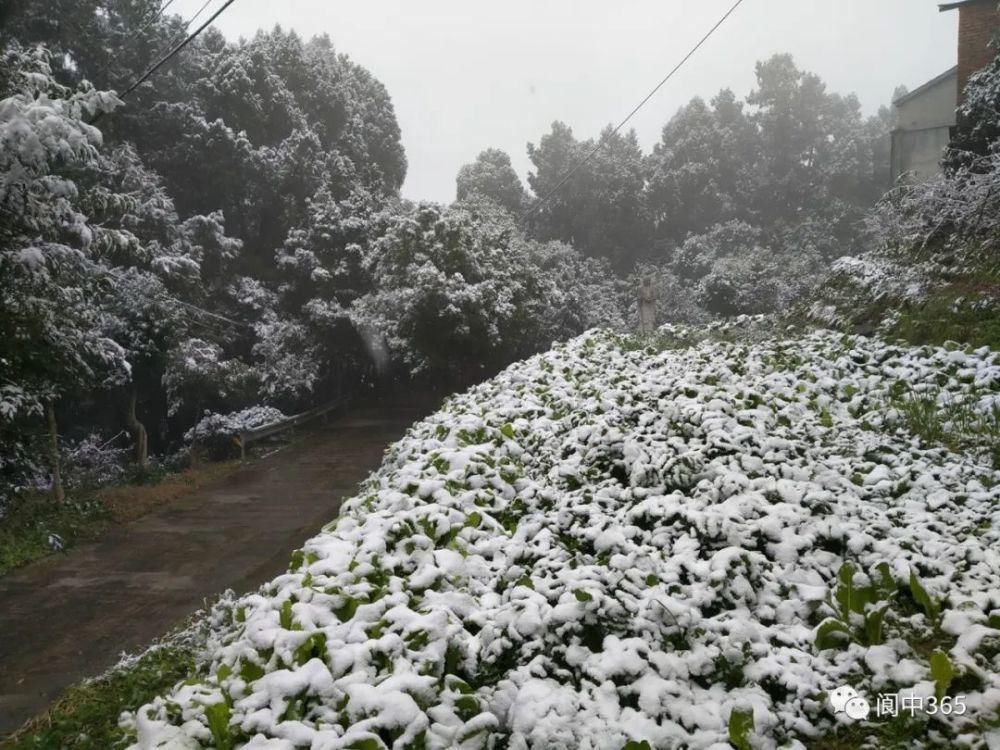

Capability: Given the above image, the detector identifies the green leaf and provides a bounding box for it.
[466,511,482,528]
[834,562,857,619]
[815,618,852,650]
[873,562,896,601]
[620,742,653,750]
[239,660,265,684]
[279,599,294,630]
[728,706,755,750]
[346,739,385,750]
[864,605,887,646]
[405,629,430,650]
[500,423,515,440]
[834,561,875,618]
[454,694,480,719]
[445,675,474,694]
[204,702,233,750]
[929,650,955,700]
[335,596,360,622]
[294,632,327,666]
[574,589,593,602]
[909,571,939,622]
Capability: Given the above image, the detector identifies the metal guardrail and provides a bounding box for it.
[235,397,349,461]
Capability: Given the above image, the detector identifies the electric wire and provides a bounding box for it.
[521,0,748,222]
[117,0,240,102]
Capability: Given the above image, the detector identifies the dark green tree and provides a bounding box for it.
[645,89,758,246]
[527,123,651,271]
[456,148,526,214]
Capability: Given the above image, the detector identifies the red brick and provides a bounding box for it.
[957,2,1000,97]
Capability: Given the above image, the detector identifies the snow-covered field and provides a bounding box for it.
[128,325,1000,749]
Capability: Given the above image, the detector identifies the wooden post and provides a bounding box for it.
[46,401,65,503]
[125,387,149,469]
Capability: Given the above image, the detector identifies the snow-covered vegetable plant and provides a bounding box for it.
[128,325,1000,749]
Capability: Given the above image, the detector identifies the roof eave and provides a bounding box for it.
[940,0,993,11]
[893,65,959,105]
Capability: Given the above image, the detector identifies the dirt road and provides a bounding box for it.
[0,400,436,735]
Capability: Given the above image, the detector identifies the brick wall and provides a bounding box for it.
[958,2,1000,97]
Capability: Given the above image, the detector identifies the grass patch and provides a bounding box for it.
[888,285,1000,350]
[893,390,1000,470]
[0,459,242,577]
[0,494,110,577]
[0,612,212,750]
[97,460,241,524]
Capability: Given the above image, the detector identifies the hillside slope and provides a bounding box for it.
[127,325,1000,749]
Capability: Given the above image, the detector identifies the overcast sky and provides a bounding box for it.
[170,0,959,203]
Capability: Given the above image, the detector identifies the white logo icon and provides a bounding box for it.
[829,686,871,721]
[844,696,871,721]
[828,685,859,713]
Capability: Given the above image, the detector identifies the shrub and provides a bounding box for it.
[184,406,287,460]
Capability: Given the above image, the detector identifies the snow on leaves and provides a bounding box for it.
[128,327,1000,749]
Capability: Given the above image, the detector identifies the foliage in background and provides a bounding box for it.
[3,0,997,513]
[351,201,625,379]
[804,40,1000,350]
[807,148,1000,347]
[496,54,892,295]
[456,148,527,215]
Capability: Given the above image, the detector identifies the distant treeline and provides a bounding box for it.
[0,1,904,500]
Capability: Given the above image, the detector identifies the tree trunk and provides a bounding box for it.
[46,401,65,503]
[189,404,201,469]
[125,387,149,469]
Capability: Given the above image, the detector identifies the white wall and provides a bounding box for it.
[891,68,958,181]
[891,126,954,182]
[895,70,958,130]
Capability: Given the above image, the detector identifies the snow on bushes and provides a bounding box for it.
[128,327,1000,749]
[810,149,1000,337]
[185,407,288,460]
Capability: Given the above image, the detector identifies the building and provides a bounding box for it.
[890,0,1000,182]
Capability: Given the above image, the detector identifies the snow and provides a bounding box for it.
[126,325,1000,749]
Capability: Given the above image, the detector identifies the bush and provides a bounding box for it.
[353,202,626,380]
[184,406,287,460]
[61,433,129,489]
[808,150,1000,339]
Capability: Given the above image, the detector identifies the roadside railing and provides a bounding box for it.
[236,397,349,461]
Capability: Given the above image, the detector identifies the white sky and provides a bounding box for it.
[170,0,959,203]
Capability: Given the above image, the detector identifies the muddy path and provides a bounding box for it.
[0,399,437,735]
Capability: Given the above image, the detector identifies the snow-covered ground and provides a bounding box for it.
[127,324,1000,749]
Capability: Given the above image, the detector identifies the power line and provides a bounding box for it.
[134,0,181,40]
[173,296,252,329]
[182,0,218,33]
[105,267,252,330]
[117,0,240,102]
[136,0,216,75]
[521,0,747,222]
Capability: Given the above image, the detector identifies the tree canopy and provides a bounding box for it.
[1,5,901,505]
